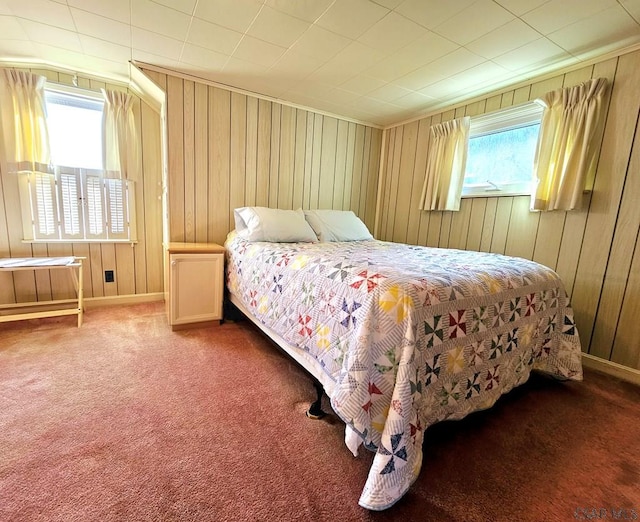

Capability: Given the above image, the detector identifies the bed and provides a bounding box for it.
[224,207,583,511]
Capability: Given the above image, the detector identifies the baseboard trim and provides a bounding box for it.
[84,293,164,309]
[582,353,640,386]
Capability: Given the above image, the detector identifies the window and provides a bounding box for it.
[462,102,543,198]
[46,90,103,169]
[18,85,136,242]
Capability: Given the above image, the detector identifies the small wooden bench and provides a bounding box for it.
[0,256,85,327]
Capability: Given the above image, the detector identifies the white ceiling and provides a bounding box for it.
[1,0,639,126]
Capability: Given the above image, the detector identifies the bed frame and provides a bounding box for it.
[228,292,331,419]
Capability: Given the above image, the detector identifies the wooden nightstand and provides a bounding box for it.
[165,242,225,330]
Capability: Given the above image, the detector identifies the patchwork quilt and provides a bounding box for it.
[225,232,583,510]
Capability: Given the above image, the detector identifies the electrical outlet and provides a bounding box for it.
[104,270,115,283]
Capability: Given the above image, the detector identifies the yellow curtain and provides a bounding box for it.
[102,89,140,181]
[0,69,50,174]
[419,117,470,211]
[532,78,608,211]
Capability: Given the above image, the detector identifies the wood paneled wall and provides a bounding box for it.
[377,50,640,371]
[0,67,163,304]
[141,68,382,246]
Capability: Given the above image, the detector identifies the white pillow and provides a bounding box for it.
[233,207,318,242]
[303,209,373,242]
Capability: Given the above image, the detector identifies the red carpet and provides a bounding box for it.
[0,302,638,521]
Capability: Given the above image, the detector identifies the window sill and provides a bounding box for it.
[22,239,138,244]
[461,191,531,199]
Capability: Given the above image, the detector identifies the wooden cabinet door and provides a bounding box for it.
[169,252,223,325]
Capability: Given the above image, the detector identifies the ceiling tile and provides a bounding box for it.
[0,39,37,58]
[621,0,640,22]
[492,38,572,71]
[150,0,197,15]
[466,19,542,59]
[364,54,419,83]
[446,61,511,90]
[186,17,242,56]
[331,41,388,72]
[358,11,428,52]
[493,0,549,16]
[285,79,333,100]
[131,0,191,41]
[396,0,475,30]
[18,19,82,52]
[366,31,459,82]
[264,0,333,23]
[67,0,131,24]
[247,5,310,48]
[394,62,446,91]
[394,47,484,90]
[0,14,28,39]
[393,90,436,109]
[316,0,389,39]
[5,0,75,31]
[367,82,413,102]
[180,43,229,70]
[193,0,263,33]
[339,75,386,95]
[70,8,131,47]
[325,87,361,105]
[434,0,515,46]
[132,48,181,69]
[420,47,485,80]
[350,95,399,114]
[254,67,302,90]
[308,41,387,84]
[547,5,640,57]
[307,64,354,85]
[268,48,325,79]
[351,109,382,123]
[522,0,618,35]
[417,79,465,101]
[372,0,404,8]
[233,35,286,68]
[288,24,352,62]
[131,27,183,61]
[80,34,131,63]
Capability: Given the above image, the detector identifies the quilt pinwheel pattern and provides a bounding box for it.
[225,232,583,510]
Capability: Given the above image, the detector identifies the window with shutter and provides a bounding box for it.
[17,84,136,243]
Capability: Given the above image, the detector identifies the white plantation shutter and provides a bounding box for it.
[17,172,58,240]
[83,172,105,238]
[32,172,58,238]
[57,168,82,239]
[105,178,127,239]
